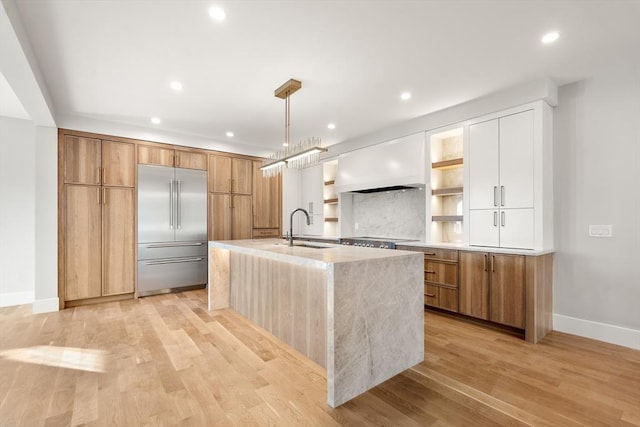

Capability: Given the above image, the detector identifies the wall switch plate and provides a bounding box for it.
[589,225,612,237]
[308,202,314,215]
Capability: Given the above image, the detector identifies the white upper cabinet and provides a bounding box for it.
[499,110,534,209]
[469,120,499,210]
[468,108,541,250]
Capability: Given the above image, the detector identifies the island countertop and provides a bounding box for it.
[208,238,419,267]
[207,238,424,408]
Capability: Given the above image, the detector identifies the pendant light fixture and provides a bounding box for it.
[261,79,327,177]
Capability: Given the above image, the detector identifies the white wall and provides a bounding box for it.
[553,62,640,348]
[0,116,36,305]
[33,126,58,312]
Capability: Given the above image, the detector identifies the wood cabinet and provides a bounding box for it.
[64,185,135,301]
[209,155,252,194]
[208,194,252,240]
[138,145,207,170]
[468,110,535,249]
[252,160,281,237]
[459,251,525,329]
[64,185,103,300]
[62,133,136,304]
[400,247,459,312]
[208,155,254,240]
[64,136,135,187]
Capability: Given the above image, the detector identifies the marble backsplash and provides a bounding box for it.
[351,188,426,240]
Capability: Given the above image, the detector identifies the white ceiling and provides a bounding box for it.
[11,0,640,153]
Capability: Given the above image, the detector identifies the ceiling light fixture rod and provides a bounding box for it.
[274,79,301,147]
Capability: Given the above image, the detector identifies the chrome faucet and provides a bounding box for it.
[289,208,311,246]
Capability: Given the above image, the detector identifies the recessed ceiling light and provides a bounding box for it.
[541,31,559,44]
[400,92,412,100]
[151,117,161,124]
[226,131,234,137]
[170,81,182,91]
[327,123,336,130]
[209,6,226,21]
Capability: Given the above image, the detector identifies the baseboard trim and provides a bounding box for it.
[0,291,34,308]
[553,313,640,350]
[32,297,59,314]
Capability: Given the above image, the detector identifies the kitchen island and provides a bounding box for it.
[208,239,424,407]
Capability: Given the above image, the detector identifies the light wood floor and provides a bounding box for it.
[1,289,638,426]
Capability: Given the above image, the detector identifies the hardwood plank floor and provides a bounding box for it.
[1,289,638,426]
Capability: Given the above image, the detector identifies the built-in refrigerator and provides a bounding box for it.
[137,164,208,296]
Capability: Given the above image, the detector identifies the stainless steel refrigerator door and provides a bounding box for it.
[137,256,207,295]
[137,241,207,260]
[174,167,208,242]
[138,164,176,243]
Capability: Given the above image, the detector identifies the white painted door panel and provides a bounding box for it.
[469,209,499,247]
[499,208,534,249]
[469,120,499,210]
[499,110,534,209]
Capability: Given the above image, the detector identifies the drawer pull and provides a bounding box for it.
[425,293,436,298]
[425,270,436,274]
[424,252,436,256]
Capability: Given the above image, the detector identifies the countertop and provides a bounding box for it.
[209,238,420,268]
[395,241,554,256]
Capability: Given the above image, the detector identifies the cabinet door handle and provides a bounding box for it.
[493,186,498,207]
[493,211,498,226]
[102,167,106,185]
[96,188,101,204]
[501,186,505,207]
[96,167,101,185]
[483,253,488,271]
[425,293,436,298]
[102,188,106,205]
[491,255,495,273]
[425,270,436,274]
[229,178,232,193]
[176,153,180,167]
[501,211,505,227]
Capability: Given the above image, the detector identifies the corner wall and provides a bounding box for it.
[553,62,640,349]
[0,116,36,305]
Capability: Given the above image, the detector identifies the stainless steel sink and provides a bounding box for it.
[293,243,329,249]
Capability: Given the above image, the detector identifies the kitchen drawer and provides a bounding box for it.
[137,256,207,295]
[422,248,458,262]
[424,284,458,312]
[138,241,207,260]
[253,228,280,238]
[424,260,458,287]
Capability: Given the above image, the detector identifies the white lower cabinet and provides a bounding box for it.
[470,208,534,249]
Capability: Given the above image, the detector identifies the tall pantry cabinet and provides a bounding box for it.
[467,101,553,251]
[60,135,136,304]
[208,154,253,240]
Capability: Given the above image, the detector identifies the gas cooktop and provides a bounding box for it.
[339,236,418,249]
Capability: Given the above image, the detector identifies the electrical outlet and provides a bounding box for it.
[589,225,612,238]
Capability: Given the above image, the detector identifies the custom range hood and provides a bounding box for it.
[333,132,426,194]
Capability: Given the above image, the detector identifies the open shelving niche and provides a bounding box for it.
[429,127,464,244]
[323,160,339,237]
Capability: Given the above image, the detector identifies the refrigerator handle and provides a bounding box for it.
[177,180,182,229]
[169,180,174,229]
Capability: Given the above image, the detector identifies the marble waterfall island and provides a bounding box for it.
[208,238,424,407]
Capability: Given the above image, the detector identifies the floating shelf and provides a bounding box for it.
[432,215,463,222]
[432,158,463,170]
[324,180,335,185]
[432,187,464,196]
[324,198,338,204]
[324,217,339,223]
